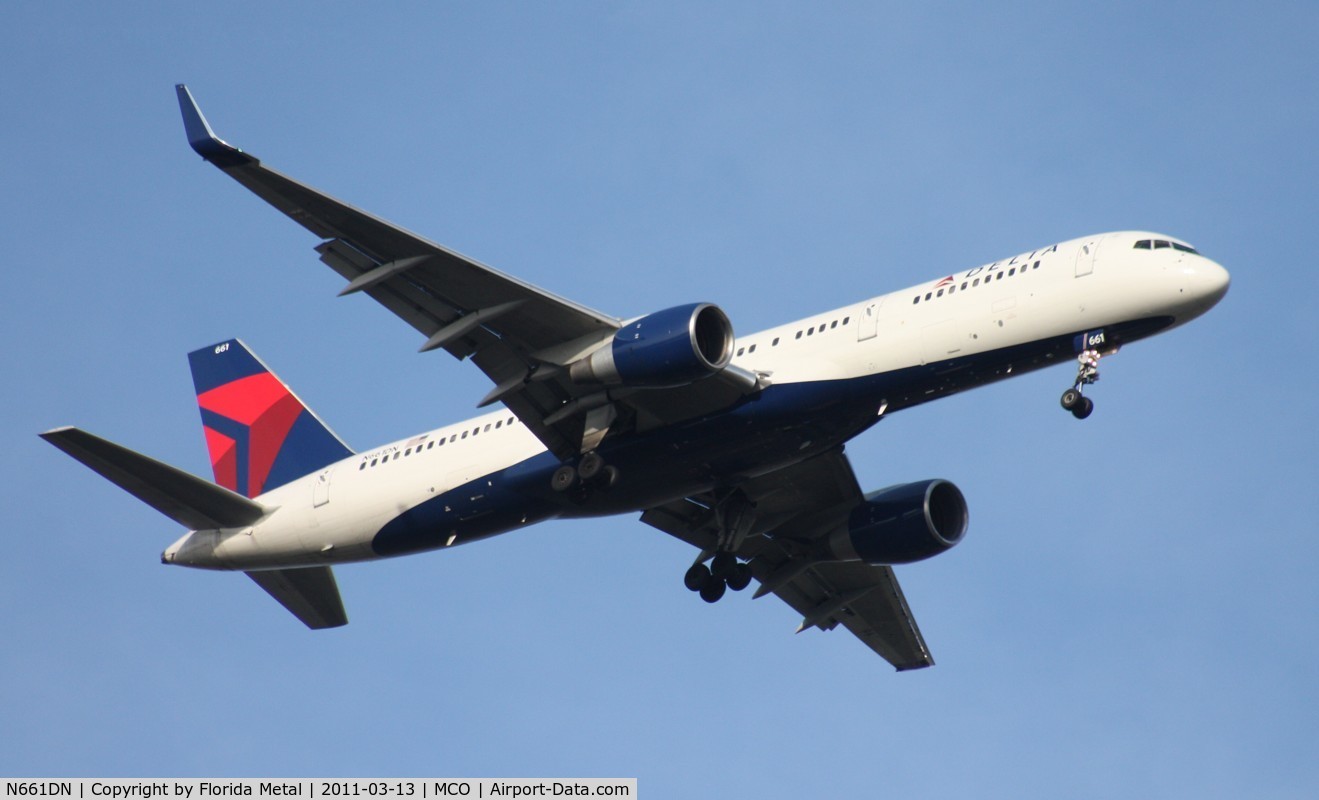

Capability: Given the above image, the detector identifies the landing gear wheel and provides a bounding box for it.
[1060,388,1083,411]
[1071,396,1094,420]
[578,452,604,481]
[711,551,737,578]
[725,562,752,592]
[550,464,577,492]
[699,576,727,603]
[684,563,711,592]
[596,465,619,488]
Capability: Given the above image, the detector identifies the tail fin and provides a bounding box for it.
[188,339,353,498]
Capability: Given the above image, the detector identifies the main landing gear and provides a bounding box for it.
[681,489,755,603]
[550,451,618,493]
[684,552,753,603]
[1060,349,1100,420]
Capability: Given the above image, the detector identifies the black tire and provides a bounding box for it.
[684,563,711,592]
[711,551,736,578]
[550,464,577,492]
[578,452,604,481]
[597,465,619,488]
[1072,397,1094,420]
[699,576,727,603]
[1060,388,1082,410]
[726,562,752,592]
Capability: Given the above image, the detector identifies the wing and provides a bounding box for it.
[176,86,756,460]
[640,449,935,670]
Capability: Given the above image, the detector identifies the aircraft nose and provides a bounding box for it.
[1192,257,1231,308]
[1167,254,1230,326]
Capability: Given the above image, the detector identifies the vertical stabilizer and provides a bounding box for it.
[188,339,353,498]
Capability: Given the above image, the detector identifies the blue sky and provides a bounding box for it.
[3,2,1316,796]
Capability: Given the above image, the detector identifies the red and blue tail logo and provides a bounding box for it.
[188,340,353,498]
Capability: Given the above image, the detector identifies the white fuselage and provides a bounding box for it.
[163,231,1229,572]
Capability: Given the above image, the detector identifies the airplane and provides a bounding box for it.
[40,85,1231,670]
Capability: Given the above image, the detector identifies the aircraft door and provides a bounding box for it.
[858,300,881,341]
[1074,238,1100,277]
[312,468,333,508]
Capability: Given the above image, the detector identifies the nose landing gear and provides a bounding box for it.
[1060,349,1100,419]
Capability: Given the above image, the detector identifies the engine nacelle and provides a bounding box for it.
[569,302,735,388]
[825,479,968,565]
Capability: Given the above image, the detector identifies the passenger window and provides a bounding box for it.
[1008,268,1016,276]
[359,462,366,470]
[795,331,802,340]
[961,282,968,290]
[772,337,780,346]
[749,344,757,353]
[484,424,491,432]
[737,347,744,357]
[461,431,468,440]
[936,289,944,298]
[830,321,838,329]
[924,292,932,301]
[913,296,920,304]
[996,272,1004,280]
[843,317,849,324]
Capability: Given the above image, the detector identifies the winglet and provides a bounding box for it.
[175,84,257,168]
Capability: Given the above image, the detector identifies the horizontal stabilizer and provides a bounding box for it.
[247,567,348,629]
[40,426,266,530]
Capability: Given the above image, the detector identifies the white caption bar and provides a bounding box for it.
[2,781,635,800]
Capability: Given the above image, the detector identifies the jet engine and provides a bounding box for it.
[569,302,735,388]
[824,479,968,565]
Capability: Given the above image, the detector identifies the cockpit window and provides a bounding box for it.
[1134,238,1200,255]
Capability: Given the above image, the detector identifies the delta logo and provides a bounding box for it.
[197,372,304,498]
